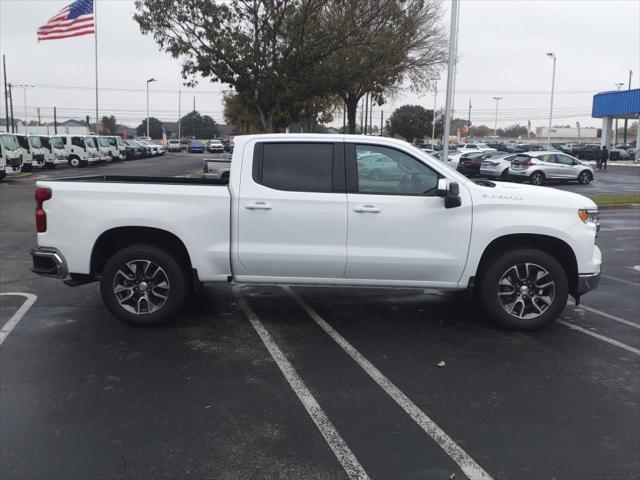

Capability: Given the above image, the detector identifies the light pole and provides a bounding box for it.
[14,84,34,134]
[146,78,156,138]
[431,83,437,143]
[492,96,503,137]
[546,52,557,148]
[623,70,633,144]
[441,0,460,162]
[614,82,624,145]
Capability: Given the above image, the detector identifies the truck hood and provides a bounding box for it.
[474,180,597,210]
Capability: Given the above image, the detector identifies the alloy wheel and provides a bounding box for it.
[497,262,555,320]
[112,259,170,315]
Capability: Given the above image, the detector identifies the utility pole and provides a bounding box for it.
[37,107,41,126]
[342,105,346,133]
[14,84,34,134]
[369,95,374,135]
[493,96,503,137]
[8,83,15,133]
[360,98,364,134]
[146,78,157,138]
[2,55,8,133]
[441,0,459,162]
[468,99,472,126]
[380,110,383,136]
[54,106,58,134]
[623,69,633,144]
[614,82,624,145]
[432,84,437,143]
[178,89,181,140]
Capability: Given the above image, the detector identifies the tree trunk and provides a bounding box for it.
[345,95,359,134]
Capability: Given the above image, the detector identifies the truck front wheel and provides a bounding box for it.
[480,248,568,331]
[100,244,188,326]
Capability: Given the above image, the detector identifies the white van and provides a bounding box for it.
[39,136,68,169]
[0,133,23,179]
[61,135,101,167]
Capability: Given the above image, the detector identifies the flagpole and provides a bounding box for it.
[94,0,99,134]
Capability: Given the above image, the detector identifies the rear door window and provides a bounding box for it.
[255,143,335,193]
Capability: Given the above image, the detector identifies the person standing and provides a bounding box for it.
[600,145,609,170]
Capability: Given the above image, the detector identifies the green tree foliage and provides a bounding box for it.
[134,0,447,133]
[387,105,433,143]
[136,117,164,139]
[179,111,218,139]
[101,115,117,134]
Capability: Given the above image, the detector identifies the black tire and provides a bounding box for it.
[479,248,568,331]
[69,156,81,168]
[501,168,509,180]
[100,244,188,326]
[530,171,545,185]
[21,163,33,172]
[0,171,6,180]
[577,170,593,185]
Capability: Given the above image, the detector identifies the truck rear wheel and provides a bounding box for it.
[480,248,568,331]
[100,244,188,326]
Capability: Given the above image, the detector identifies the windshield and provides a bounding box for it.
[98,137,111,147]
[51,137,64,149]
[29,136,42,148]
[84,137,96,149]
[0,134,20,151]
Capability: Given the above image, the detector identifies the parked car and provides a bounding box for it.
[61,135,101,167]
[31,134,602,332]
[572,144,601,160]
[203,157,231,179]
[123,140,143,159]
[0,133,23,178]
[39,135,68,169]
[167,139,181,152]
[456,151,488,177]
[207,139,225,153]
[137,139,162,156]
[188,140,205,153]
[609,148,631,160]
[509,152,594,185]
[480,153,518,180]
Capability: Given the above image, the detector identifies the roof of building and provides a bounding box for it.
[592,88,640,118]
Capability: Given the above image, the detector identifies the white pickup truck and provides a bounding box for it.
[31,134,602,330]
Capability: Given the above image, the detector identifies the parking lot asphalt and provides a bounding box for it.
[1,153,639,480]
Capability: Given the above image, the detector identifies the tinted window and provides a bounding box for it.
[356,145,439,195]
[259,143,333,192]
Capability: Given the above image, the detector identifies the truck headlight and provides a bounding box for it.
[578,208,600,231]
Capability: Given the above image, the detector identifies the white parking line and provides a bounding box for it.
[0,293,38,346]
[567,301,640,329]
[557,319,640,356]
[284,286,492,480]
[233,288,369,480]
[601,273,640,287]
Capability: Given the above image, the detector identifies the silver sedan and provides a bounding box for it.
[508,151,595,185]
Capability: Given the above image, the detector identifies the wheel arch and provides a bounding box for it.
[91,226,195,282]
[475,233,578,294]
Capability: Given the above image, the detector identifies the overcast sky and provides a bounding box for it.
[1,0,638,130]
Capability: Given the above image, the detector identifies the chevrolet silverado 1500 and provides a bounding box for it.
[31,134,602,330]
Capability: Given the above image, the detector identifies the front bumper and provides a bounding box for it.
[576,271,601,295]
[31,247,68,278]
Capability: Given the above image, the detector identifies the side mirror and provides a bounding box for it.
[437,179,462,209]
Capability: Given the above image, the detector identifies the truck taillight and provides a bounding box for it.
[35,187,52,233]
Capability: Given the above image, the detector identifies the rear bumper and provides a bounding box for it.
[31,247,68,278]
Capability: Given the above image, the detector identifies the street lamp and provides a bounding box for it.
[13,84,35,134]
[546,52,557,149]
[492,96,503,137]
[146,78,157,138]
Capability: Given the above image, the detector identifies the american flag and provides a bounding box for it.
[37,0,95,41]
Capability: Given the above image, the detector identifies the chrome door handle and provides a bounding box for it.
[353,205,381,213]
[245,202,272,210]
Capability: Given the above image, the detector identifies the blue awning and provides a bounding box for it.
[592,88,640,118]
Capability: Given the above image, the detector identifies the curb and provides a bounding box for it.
[598,203,640,210]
